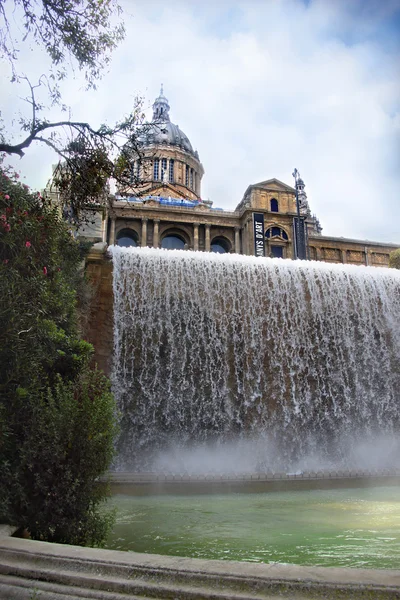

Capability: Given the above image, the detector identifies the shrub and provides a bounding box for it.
[0,164,117,545]
[10,370,117,546]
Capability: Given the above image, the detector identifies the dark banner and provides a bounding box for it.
[293,217,308,260]
[253,213,265,257]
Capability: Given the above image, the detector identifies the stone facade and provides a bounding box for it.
[98,174,397,267]
[54,87,398,266]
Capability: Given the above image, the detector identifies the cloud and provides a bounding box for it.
[2,0,399,243]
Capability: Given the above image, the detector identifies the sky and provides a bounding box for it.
[1,0,400,243]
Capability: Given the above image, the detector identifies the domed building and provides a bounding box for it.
[71,86,397,266]
[120,85,204,202]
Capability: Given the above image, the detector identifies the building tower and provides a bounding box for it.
[122,86,205,201]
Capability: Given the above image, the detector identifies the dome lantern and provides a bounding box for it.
[152,84,170,122]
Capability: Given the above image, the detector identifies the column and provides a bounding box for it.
[341,248,347,264]
[153,219,160,248]
[141,218,148,247]
[246,219,252,255]
[109,216,116,245]
[365,247,371,266]
[102,213,108,243]
[234,227,240,254]
[205,224,211,252]
[193,223,199,251]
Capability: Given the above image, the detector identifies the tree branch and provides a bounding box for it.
[0,120,103,157]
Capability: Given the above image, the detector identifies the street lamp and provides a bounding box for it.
[292,168,308,260]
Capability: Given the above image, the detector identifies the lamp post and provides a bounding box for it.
[292,168,308,260]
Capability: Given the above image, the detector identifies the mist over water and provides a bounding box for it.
[110,247,400,473]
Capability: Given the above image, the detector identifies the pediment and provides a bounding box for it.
[145,182,187,199]
[251,178,295,193]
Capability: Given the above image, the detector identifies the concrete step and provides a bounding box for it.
[0,536,399,599]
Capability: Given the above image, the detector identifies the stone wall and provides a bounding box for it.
[85,246,114,376]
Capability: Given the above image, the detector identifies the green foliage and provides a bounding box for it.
[0,164,81,387]
[10,371,117,546]
[389,248,400,270]
[0,0,125,89]
[0,164,117,546]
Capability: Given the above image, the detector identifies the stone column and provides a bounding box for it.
[141,218,148,247]
[153,219,160,248]
[193,223,199,251]
[205,224,211,252]
[341,249,347,264]
[102,213,108,243]
[234,227,240,254]
[246,219,253,255]
[109,216,116,245]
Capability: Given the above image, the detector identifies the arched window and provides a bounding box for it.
[169,159,174,183]
[211,237,231,253]
[161,158,167,180]
[116,229,139,247]
[153,159,160,180]
[265,226,288,240]
[161,234,185,250]
[270,198,279,212]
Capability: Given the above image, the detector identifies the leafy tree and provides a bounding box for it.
[389,248,400,269]
[0,0,124,90]
[0,163,117,546]
[0,0,146,220]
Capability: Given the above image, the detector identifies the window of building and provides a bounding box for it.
[130,161,140,183]
[161,158,167,180]
[116,229,138,247]
[190,168,194,189]
[211,237,231,253]
[270,198,279,212]
[169,159,174,183]
[161,234,185,250]
[185,165,189,187]
[265,226,288,240]
[153,159,160,180]
[270,245,284,258]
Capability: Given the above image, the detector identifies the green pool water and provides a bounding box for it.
[106,486,400,569]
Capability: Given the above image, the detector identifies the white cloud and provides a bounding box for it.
[2,0,399,243]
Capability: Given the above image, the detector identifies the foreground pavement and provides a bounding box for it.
[0,529,399,599]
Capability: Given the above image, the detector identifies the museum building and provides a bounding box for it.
[77,87,398,267]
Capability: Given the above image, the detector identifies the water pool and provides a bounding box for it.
[106,486,400,569]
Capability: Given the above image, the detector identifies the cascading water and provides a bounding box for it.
[110,246,400,473]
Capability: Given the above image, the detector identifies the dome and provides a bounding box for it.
[140,85,198,158]
[144,121,195,155]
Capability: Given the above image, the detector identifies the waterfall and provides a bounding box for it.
[110,247,400,473]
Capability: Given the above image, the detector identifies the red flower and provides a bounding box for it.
[43,266,48,275]
[25,241,31,248]
[4,195,10,200]
[3,259,9,265]
[5,207,12,214]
